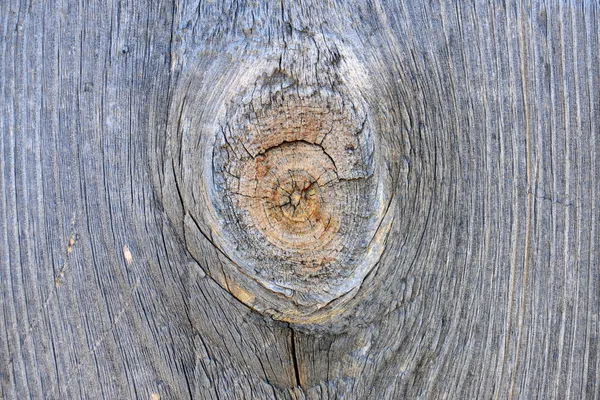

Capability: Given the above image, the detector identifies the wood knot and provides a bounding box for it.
[206,72,393,320]
[162,40,399,328]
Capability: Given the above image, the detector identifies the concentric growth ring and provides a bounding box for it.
[245,141,339,252]
[207,77,392,313]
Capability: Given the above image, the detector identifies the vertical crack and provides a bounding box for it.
[290,328,302,388]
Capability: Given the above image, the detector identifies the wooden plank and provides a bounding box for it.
[1,1,598,399]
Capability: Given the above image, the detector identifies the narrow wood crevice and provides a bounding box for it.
[290,328,302,388]
[253,138,341,176]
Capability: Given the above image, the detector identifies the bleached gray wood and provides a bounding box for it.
[1,1,598,399]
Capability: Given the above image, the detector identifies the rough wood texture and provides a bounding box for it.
[1,1,598,399]
[167,33,394,325]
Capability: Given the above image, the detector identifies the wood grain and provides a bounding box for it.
[1,0,598,399]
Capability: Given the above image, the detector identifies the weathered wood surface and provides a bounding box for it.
[1,1,599,399]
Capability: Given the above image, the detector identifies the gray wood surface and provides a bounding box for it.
[1,1,598,399]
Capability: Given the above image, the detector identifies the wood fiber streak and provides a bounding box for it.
[0,1,598,399]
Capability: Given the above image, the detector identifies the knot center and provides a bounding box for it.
[277,173,319,223]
